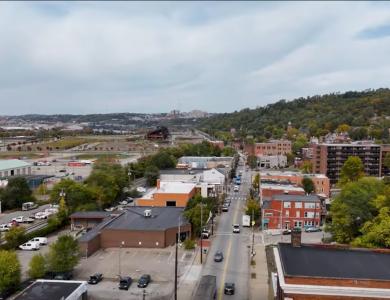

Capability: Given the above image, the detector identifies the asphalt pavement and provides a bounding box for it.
[201,162,251,300]
[0,204,50,225]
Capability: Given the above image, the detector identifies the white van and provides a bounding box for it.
[0,224,9,232]
[29,237,48,245]
[19,241,40,251]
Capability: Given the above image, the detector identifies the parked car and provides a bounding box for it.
[233,185,239,192]
[19,242,40,251]
[119,200,128,206]
[59,169,67,173]
[214,251,224,262]
[136,187,146,193]
[126,197,134,203]
[119,276,132,290]
[282,229,292,235]
[233,224,240,233]
[137,274,151,288]
[29,237,48,245]
[222,205,229,212]
[223,201,230,207]
[0,224,10,232]
[224,282,235,295]
[305,226,322,233]
[7,220,19,228]
[88,273,103,284]
[201,229,210,239]
[54,272,73,280]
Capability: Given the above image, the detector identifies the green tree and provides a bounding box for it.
[252,173,260,191]
[46,235,80,273]
[246,198,260,222]
[336,124,351,133]
[300,161,313,174]
[292,134,308,154]
[0,250,21,294]
[28,253,46,279]
[328,178,384,243]
[57,196,69,224]
[301,177,315,194]
[221,146,236,157]
[247,155,257,169]
[0,177,35,210]
[5,227,26,249]
[384,152,390,170]
[150,150,176,169]
[145,165,159,186]
[339,156,365,186]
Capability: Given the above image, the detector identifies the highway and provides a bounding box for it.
[201,160,252,300]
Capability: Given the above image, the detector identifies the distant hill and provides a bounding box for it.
[197,88,390,140]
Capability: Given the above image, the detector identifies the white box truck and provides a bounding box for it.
[242,215,250,227]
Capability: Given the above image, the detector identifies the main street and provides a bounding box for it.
[201,159,252,300]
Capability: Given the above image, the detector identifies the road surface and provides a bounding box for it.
[201,161,251,300]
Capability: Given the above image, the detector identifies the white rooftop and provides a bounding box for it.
[0,159,31,171]
[260,171,327,179]
[141,181,196,200]
[260,183,304,192]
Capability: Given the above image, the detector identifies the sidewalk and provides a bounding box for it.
[177,246,203,299]
[249,243,269,300]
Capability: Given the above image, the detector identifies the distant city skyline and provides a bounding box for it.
[1,1,390,115]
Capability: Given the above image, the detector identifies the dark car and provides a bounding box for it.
[282,229,291,235]
[54,271,73,280]
[222,205,229,212]
[59,169,67,173]
[119,276,132,290]
[88,273,103,284]
[214,251,224,262]
[224,282,235,295]
[137,274,151,288]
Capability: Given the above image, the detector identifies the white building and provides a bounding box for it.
[257,155,287,169]
[0,159,32,177]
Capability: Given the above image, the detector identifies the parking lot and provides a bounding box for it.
[262,230,328,245]
[74,246,196,300]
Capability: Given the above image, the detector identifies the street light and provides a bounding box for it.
[119,241,125,277]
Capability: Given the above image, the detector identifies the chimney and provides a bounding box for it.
[157,179,161,189]
[291,227,302,247]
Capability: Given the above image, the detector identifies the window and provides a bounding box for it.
[295,202,302,208]
[294,221,302,228]
[315,212,320,218]
[265,213,273,217]
[283,202,291,208]
[304,202,315,209]
[316,203,320,208]
[304,221,313,226]
[296,211,300,218]
[166,201,176,207]
[285,210,289,217]
[304,212,314,218]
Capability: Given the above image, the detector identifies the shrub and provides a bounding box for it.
[183,239,196,250]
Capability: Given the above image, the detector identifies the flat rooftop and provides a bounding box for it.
[0,159,31,170]
[106,207,189,231]
[14,280,85,300]
[260,183,304,192]
[278,243,390,281]
[271,194,319,202]
[141,181,196,199]
[260,171,327,179]
[160,168,203,175]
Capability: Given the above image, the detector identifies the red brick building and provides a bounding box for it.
[273,241,390,299]
[262,194,321,230]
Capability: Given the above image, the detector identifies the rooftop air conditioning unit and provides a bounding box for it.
[144,209,152,218]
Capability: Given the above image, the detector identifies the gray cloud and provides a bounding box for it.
[0,1,389,115]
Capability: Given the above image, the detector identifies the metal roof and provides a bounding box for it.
[70,211,111,219]
[278,243,390,281]
[0,159,31,171]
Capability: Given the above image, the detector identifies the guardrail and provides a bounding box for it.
[25,220,48,234]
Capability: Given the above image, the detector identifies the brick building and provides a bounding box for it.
[261,171,330,197]
[273,242,390,299]
[260,183,305,199]
[70,211,112,231]
[311,143,381,185]
[78,207,191,256]
[136,180,196,207]
[262,194,322,230]
[254,140,292,156]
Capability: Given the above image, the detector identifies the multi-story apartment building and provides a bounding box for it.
[254,139,292,156]
[381,144,390,177]
[311,143,381,185]
[262,194,322,230]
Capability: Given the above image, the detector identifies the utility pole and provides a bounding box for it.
[200,202,203,264]
[251,209,255,256]
[143,289,146,300]
[174,216,180,300]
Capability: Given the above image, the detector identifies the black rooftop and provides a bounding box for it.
[15,280,83,300]
[70,211,111,219]
[106,207,189,231]
[278,243,390,281]
[159,168,204,175]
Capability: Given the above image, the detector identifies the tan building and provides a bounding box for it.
[261,171,330,197]
[136,180,196,207]
[77,207,191,256]
[254,140,292,156]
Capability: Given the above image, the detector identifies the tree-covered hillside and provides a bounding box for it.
[198,89,390,141]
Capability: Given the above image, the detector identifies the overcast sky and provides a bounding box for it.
[1,1,390,115]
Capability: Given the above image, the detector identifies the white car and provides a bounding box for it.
[12,216,34,223]
[233,224,240,233]
[45,208,58,215]
[233,185,239,192]
[35,212,49,219]
[0,224,9,232]
[136,187,146,193]
[29,237,48,245]
[19,241,40,251]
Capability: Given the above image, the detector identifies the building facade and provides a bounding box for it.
[311,143,381,185]
[261,171,330,197]
[262,194,321,230]
[254,140,292,156]
[0,159,32,177]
